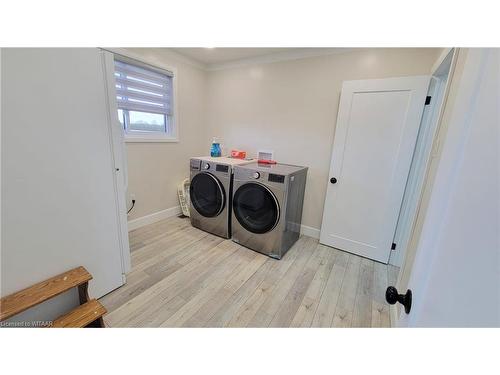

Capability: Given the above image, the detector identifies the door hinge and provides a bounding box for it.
[391,242,397,250]
[425,96,432,105]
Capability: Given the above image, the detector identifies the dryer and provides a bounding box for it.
[231,162,308,259]
[189,156,252,238]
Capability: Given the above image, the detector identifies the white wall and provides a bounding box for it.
[205,48,441,231]
[1,48,126,323]
[399,49,499,327]
[122,48,441,231]
[120,49,208,223]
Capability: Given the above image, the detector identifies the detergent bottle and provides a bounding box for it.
[210,137,221,157]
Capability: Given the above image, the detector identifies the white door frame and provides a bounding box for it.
[390,48,459,325]
[389,49,456,267]
[101,50,131,277]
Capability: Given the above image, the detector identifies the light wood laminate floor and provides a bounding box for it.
[100,216,395,327]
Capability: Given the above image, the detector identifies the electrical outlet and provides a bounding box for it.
[130,193,136,201]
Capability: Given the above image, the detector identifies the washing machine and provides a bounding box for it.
[231,162,308,259]
[189,156,253,238]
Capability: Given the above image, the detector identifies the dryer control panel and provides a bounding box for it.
[268,173,285,183]
[233,168,288,189]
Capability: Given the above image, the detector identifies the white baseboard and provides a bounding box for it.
[127,206,182,232]
[129,208,319,239]
[301,225,320,239]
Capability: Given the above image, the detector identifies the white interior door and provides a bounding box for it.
[320,76,429,263]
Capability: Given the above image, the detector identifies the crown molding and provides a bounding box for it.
[155,48,208,70]
[205,48,356,71]
[104,48,359,73]
[103,47,208,71]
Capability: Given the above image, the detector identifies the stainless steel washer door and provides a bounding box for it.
[190,172,225,217]
[233,182,280,234]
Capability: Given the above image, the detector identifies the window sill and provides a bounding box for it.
[124,135,179,143]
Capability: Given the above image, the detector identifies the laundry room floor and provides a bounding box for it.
[100,216,398,327]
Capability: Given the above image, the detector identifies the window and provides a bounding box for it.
[114,58,176,141]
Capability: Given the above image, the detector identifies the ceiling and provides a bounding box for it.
[170,48,297,65]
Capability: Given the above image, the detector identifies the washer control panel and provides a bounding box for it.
[191,158,232,178]
[216,164,229,173]
[190,159,201,171]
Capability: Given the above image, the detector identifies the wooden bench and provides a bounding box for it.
[0,266,106,328]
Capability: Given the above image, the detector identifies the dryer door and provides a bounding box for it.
[233,182,280,234]
[190,172,226,217]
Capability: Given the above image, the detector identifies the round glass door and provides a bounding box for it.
[190,172,225,217]
[233,183,280,234]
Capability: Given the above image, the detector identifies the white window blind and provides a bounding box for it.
[113,57,176,139]
[114,59,173,115]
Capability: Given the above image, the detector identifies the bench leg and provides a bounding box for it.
[78,282,105,327]
[86,317,105,328]
[78,282,90,304]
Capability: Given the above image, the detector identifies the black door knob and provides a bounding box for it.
[385,286,412,314]
[330,177,337,184]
